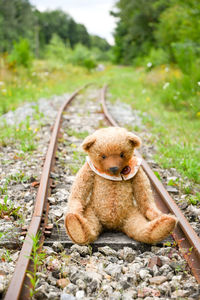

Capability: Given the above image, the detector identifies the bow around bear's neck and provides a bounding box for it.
[86,156,142,181]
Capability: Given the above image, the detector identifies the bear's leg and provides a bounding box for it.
[65,206,102,245]
[122,207,176,244]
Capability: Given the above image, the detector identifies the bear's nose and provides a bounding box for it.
[109,167,119,174]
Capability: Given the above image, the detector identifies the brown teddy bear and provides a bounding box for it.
[64,127,176,245]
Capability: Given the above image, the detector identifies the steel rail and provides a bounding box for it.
[101,84,200,283]
[4,85,88,300]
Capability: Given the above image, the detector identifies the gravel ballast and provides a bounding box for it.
[0,88,199,299]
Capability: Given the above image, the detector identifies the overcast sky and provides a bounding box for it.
[30,0,117,44]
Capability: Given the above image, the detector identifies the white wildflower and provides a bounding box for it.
[197,81,200,86]
[147,62,152,68]
[163,82,170,90]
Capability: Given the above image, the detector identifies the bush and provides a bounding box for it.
[171,42,198,74]
[7,38,33,68]
[134,48,170,69]
[160,71,200,115]
[45,34,70,63]
[70,44,97,71]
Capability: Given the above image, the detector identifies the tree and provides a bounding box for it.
[111,0,168,64]
[0,0,35,52]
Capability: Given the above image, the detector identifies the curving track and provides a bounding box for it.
[4,85,200,300]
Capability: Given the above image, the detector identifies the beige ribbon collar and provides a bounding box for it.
[86,156,142,181]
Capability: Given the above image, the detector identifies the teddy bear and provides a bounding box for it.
[64,127,177,245]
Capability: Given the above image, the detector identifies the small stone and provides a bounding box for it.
[148,256,162,268]
[48,291,60,300]
[53,209,63,218]
[60,293,76,300]
[47,258,61,271]
[104,263,122,279]
[98,246,117,256]
[75,290,85,299]
[171,290,190,298]
[166,186,178,194]
[75,279,86,290]
[65,283,77,294]
[122,290,137,299]
[57,278,70,289]
[159,264,172,276]
[52,241,64,253]
[48,197,56,204]
[139,269,151,280]
[138,287,160,298]
[112,291,122,300]
[149,276,167,285]
[71,244,91,256]
[43,246,56,255]
[119,247,136,263]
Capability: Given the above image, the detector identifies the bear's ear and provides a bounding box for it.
[127,132,141,148]
[82,135,96,151]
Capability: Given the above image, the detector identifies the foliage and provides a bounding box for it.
[0,195,21,219]
[68,44,97,71]
[0,117,36,152]
[111,0,168,64]
[35,9,91,50]
[7,38,33,68]
[90,35,110,51]
[135,48,170,68]
[45,34,70,63]
[0,0,35,52]
[26,232,46,298]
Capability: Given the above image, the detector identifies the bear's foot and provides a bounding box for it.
[149,215,177,244]
[65,213,88,244]
[65,213,99,245]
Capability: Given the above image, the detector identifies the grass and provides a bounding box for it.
[0,116,36,151]
[0,195,21,219]
[26,232,46,298]
[0,59,199,187]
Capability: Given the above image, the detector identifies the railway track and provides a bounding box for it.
[3,85,200,299]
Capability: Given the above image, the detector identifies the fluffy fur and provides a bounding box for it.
[65,127,176,245]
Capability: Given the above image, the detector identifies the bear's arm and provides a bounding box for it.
[132,167,163,220]
[67,162,94,214]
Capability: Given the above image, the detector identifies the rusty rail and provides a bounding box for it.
[4,86,88,300]
[101,84,200,283]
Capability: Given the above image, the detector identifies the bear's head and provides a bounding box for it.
[82,127,141,176]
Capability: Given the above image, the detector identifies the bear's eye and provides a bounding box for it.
[120,152,124,158]
[102,155,106,159]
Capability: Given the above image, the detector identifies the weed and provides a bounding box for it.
[154,171,161,181]
[184,185,192,194]
[0,117,36,152]
[26,232,46,298]
[0,195,21,219]
[0,183,8,196]
[167,178,179,186]
[1,249,12,262]
[66,129,89,139]
[188,192,200,205]
[6,171,29,184]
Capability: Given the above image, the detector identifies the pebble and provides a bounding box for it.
[60,294,76,300]
[57,278,70,289]
[52,241,64,253]
[149,275,167,285]
[98,246,117,256]
[75,290,85,299]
